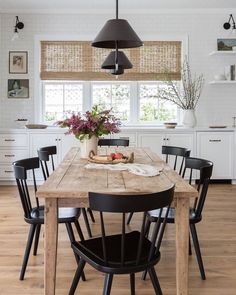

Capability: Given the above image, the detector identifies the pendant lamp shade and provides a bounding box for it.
[102,50,133,75]
[102,50,133,69]
[92,19,143,49]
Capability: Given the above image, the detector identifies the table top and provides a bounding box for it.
[37,147,198,203]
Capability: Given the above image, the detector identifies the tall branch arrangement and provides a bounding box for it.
[159,59,204,110]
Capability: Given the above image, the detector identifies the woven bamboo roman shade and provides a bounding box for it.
[40,41,181,81]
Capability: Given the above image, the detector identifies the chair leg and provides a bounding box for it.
[130,273,135,295]
[20,224,36,280]
[65,223,86,282]
[190,223,206,280]
[74,219,85,241]
[82,208,93,238]
[87,208,95,223]
[189,233,192,256]
[148,267,163,295]
[126,212,134,225]
[69,259,86,295]
[33,224,41,256]
[103,274,113,295]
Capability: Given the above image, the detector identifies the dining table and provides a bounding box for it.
[37,146,198,295]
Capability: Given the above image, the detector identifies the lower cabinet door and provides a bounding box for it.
[197,132,233,179]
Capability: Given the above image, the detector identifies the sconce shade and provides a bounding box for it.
[102,50,133,70]
[92,19,143,49]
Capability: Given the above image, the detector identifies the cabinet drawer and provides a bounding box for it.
[0,165,15,179]
[0,134,28,147]
[0,149,28,163]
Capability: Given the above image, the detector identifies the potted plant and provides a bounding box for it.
[158,59,204,127]
[57,105,121,158]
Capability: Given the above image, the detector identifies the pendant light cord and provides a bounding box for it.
[116,0,118,19]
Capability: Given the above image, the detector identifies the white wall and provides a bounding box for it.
[0,11,236,127]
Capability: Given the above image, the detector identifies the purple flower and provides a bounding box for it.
[56,105,121,140]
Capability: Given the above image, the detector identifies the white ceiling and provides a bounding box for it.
[0,0,236,13]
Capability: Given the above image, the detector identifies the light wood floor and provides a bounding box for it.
[0,184,235,295]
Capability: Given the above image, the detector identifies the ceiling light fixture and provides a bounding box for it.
[101,49,133,75]
[92,0,143,49]
[223,14,236,34]
[12,16,24,41]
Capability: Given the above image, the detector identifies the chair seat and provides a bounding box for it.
[72,231,160,274]
[148,207,202,224]
[26,206,81,224]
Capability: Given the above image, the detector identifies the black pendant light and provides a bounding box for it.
[92,0,143,49]
[102,48,133,75]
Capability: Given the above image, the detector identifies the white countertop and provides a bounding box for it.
[0,126,235,133]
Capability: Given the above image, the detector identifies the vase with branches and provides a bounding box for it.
[158,59,204,127]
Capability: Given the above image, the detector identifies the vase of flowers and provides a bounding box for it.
[57,105,121,158]
[158,59,204,128]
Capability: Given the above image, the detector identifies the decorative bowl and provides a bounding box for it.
[164,122,177,129]
[25,124,48,129]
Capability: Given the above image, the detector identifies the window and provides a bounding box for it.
[139,83,178,123]
[42,81,179,125]
[92,83,130,122]
[43,82,83,122]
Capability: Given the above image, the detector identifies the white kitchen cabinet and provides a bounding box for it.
[29,132,78,179]
[197,132,234,179]
[0,132,29,180]
[138,132,194,156]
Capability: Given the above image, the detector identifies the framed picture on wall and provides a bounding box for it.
[8,79,29,98]
[9,51,28,74]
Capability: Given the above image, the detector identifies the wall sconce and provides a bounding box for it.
[223,14,236,34]
[12,16,24,41]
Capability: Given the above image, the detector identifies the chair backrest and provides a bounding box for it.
[13,157,40,219]
[37,146,57,180]
[162,145,190,175]
[89,186,174,268]
[98,138,129,147]
[182,157,213,218]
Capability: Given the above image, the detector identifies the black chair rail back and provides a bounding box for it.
[37,146,57,180]
[98,138,129,147]
[89,186,174,268]
[162,145,190,175]
[182,157,213,218]
[13,157,40,219]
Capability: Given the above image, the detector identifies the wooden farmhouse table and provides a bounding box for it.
[37,147,198,295]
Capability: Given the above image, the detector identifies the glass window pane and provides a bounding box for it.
[43,83,83,123]
[139,83,178,123]
[92,83,130,121]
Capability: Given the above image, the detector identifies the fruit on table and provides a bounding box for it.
[110,152,124,160]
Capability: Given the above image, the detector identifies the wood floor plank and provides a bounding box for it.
[0,184,235,294]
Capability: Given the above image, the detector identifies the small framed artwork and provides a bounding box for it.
[8,79,29,99]
[217,38,236,51]
[9,51,28,74]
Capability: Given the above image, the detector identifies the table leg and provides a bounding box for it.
[175,196,189,295]
[45,198,58,295]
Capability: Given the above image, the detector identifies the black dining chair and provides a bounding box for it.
[146,157,213,280]
[37,145,94,238]
[13,157,85,280]
[126,145,190,225]
[162,145,191,175]
[98,138,129,147]
[68,186,175,295]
